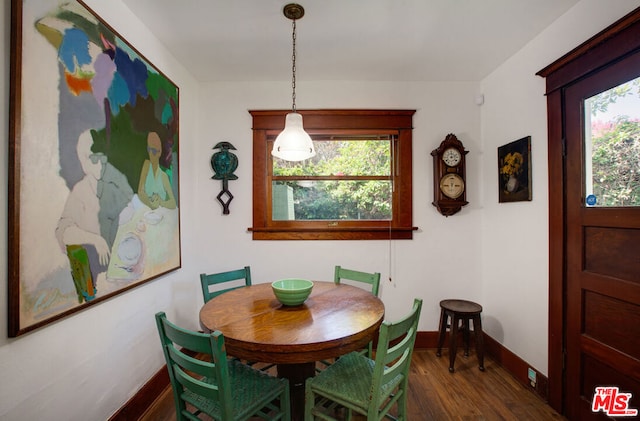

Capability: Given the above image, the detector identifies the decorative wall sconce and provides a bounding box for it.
[210,141,238,214]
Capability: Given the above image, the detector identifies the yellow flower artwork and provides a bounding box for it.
[498,137,532,203]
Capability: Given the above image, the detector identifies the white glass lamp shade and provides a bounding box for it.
[271,113,316,161]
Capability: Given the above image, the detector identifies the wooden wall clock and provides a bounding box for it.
[431,134,468,216]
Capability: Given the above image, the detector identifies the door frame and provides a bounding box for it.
[536,8,640,414]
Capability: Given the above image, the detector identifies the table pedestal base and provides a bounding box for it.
[277,362,316,421]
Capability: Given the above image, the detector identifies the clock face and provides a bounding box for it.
[442,148,462,167]
[439,173,465,199]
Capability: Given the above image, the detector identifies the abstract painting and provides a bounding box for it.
[9,0,181,336]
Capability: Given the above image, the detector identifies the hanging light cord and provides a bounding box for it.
[291,19,297,112]
[389,138,394,285]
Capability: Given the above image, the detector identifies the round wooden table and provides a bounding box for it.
[199,281,385,420]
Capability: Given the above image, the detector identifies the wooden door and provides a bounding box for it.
[538,9,640,417]
[563,51,640,420]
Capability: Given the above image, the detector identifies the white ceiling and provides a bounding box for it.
[120,0,580,82]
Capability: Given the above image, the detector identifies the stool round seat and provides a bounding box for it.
[440,299,482,315]
[436,299,485,373]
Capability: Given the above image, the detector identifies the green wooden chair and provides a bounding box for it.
[200,266,252,303]
[155,312,291,421]
[304,298,423,421]
[199,267,274,372]
[334,265,381,297]
[319,266,381,369]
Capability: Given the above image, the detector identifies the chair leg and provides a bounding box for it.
[282,382,292,421]
[473,314,485,371]
[449,314,459,372]
[304,379,313,420]
[397,380,408,420]
[435,309,448,357]
[463,317,470,357]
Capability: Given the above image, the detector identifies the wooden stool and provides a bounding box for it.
[436,299,485,372]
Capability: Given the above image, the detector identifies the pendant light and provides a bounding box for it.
[271,3,316,162]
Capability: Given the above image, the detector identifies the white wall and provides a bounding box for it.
[1,0,638,419]
[0,1,200,420]
[195,80,483,326]
[479,0,639,374]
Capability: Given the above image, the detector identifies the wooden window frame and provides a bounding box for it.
[249,109,416,240]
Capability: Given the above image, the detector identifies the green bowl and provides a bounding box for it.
[271,279,314,306]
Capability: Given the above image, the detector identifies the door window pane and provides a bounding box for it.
[584,77,640,207]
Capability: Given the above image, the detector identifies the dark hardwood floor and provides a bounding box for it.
[140,349,566,420]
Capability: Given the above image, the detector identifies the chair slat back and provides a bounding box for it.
[155,312,234,420]
[371,298,422,408]
[200,266,252,303]
[334,265,381,296]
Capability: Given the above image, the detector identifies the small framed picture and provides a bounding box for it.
[498,136,532,203]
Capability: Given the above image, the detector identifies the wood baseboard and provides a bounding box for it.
[108,366,168,421]
[113,331,548,419]
[415,331,549,402]
[481,333,549,401]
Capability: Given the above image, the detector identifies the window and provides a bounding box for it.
[584,76,640,207]
[249,110,416,240]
